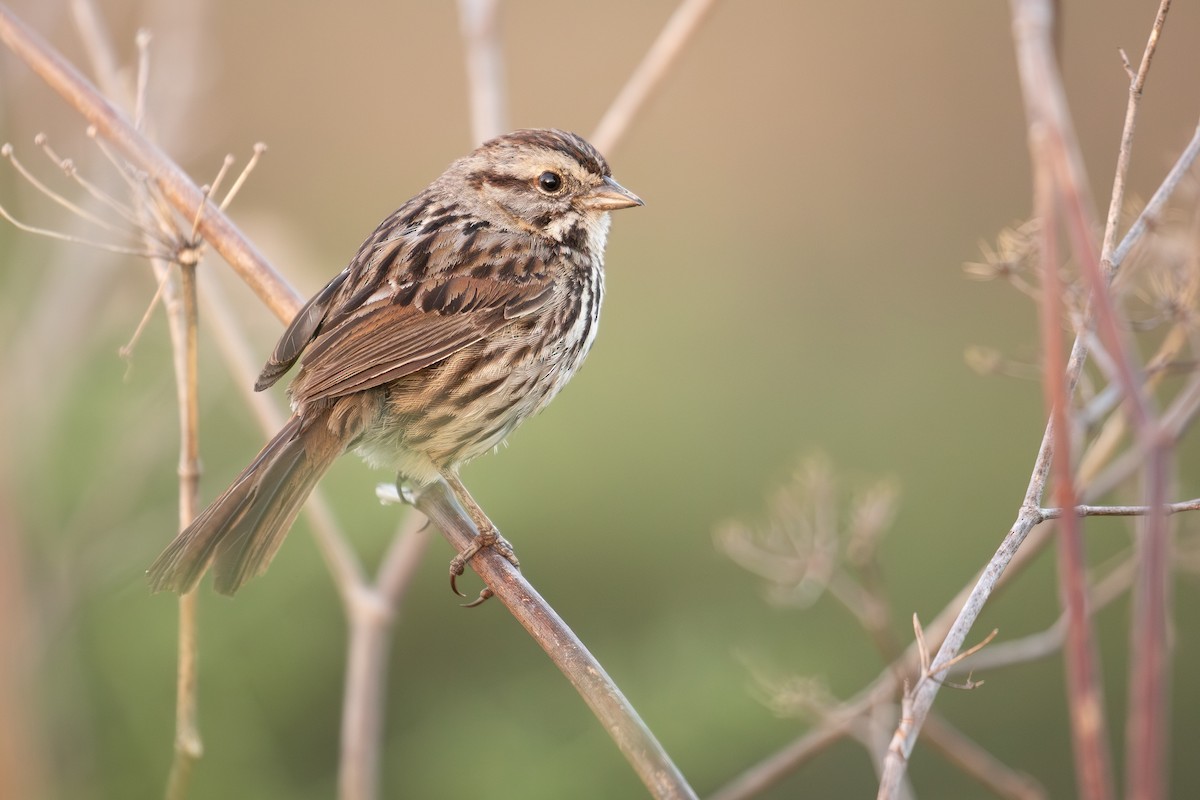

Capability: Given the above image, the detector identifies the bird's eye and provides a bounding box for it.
[537,171,563,194]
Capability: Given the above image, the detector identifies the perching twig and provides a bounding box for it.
[411,480,698,800]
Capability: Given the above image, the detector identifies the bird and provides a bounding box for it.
[147,128,642,598]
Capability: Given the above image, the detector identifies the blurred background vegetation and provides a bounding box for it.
[2,1,1200,797]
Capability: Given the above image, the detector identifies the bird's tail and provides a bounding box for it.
[147,412,346,595]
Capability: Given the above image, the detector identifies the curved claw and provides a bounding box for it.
[461,587,494,608]
[445,524,519,602]
[447,543,480,598]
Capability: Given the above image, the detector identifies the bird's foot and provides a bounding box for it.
[449,524,520,607]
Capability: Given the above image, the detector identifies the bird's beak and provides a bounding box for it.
[580,175,644,211]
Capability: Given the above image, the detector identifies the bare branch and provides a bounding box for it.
[1032,102,1114,800]
[1039,498,1200,520]
[71,8,213,792]
[1100,0,1172,266]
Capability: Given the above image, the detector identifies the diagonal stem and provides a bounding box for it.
[413,480,698,800]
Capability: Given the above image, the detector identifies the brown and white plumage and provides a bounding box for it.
[148,129,641,595]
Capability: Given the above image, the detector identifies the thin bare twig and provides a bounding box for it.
[1119,19,1178,798]
[1022,2,1176,796]
[715,514,1067,800]
[1038,498,1200,520]
[1125,450,1173,800]
[590,0,718,154]
[720,317,1192,800]
[1101,0,1171,266]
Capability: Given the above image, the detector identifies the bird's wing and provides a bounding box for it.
[253,197,558,401]
[288,274,554,402]
[255,267,351,391]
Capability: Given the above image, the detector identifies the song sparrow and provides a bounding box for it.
[148,129,642,596]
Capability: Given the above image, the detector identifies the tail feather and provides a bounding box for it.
[147,413,344,595]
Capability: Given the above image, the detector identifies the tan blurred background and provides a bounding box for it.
[2,1,1200,797]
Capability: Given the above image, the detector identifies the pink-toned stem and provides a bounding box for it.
[1018,1,1174,796]
[1033,129,1113,800]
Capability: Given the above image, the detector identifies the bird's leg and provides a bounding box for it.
[439,469,520,606]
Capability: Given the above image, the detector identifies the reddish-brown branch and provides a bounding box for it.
[1022,2,1175,796]
[1033,128,1113,800]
